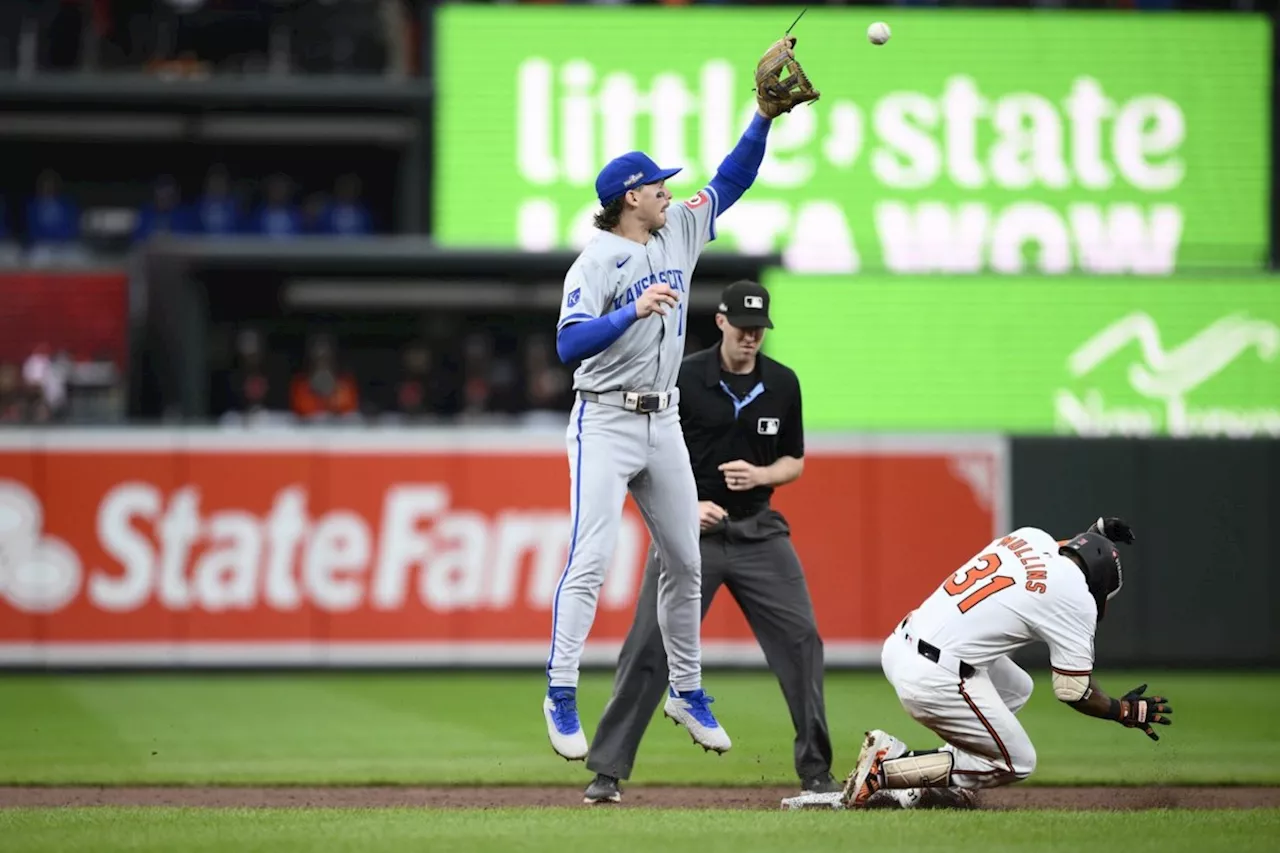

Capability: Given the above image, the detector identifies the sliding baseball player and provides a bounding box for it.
[837,517,1172,809]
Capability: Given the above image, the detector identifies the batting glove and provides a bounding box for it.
[1116,684,1172,741]
[1089,517,1136,545]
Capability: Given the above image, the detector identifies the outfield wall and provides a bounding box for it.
[0,429,1005,668]
[2,429,1274,670]
[1009,437,1280,671]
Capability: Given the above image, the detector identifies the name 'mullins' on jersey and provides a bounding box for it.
[903,526,1097,675]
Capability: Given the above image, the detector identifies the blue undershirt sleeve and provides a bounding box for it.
[556,304,640,363]
[707,112,771,214]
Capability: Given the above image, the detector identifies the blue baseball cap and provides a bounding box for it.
[595,151,682,206]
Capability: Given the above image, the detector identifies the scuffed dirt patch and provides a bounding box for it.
[1,786,1278,810]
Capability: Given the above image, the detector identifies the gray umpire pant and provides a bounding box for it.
[586,507,833,782]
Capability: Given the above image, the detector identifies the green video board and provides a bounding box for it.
[435,7,1270,274]
[762,272,1280,436]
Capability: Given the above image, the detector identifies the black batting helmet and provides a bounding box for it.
[1060,532,1123,621]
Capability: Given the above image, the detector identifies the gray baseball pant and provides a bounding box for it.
[587,508,832,782]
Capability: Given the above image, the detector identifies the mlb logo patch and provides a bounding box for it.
[567,288,581,308]
[744,295,764,309]
[758,417,779,435]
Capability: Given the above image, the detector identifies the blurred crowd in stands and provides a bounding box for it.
[218,327,580,428]
[0,345,121,424]
[0,166,376,267]
[2,316,654,426]
[0,0,1257,80]
[210,324,715,428]
[0,0,423,77]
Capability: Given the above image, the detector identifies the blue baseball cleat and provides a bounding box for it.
[544,687,588,761]
[663,686,732,754]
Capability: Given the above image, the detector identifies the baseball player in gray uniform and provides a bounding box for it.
[543,89,788,762]
[581,281,838,805]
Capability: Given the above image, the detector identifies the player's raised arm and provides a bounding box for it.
[699,35,821,218]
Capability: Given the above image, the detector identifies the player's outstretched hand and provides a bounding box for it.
[1089,516,1135,544]
[1117,684,1172,741]
[635,284,679,319]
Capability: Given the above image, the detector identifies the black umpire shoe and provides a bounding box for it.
[583,773,622,804]
[802,772,841,794]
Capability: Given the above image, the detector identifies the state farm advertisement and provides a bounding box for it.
[0,432,1005,667]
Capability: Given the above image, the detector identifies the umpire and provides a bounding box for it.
[583,280,836,804]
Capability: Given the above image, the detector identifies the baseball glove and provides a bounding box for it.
[755,35,820,119]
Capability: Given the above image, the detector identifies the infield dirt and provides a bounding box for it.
[2,786,1278,810]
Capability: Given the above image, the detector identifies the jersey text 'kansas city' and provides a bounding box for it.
[556,189,718,393]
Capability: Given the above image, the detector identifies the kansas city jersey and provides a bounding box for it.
[557,187,719,393]
[904,527,1098,674]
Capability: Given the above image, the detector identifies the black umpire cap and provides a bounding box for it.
[717,280,774,329]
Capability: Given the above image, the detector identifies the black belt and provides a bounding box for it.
[724,501,769,520]
[917,639,976,680]
[900,617,977,679]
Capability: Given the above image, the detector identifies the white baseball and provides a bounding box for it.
[867,22,891,46]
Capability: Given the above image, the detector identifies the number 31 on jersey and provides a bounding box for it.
[943,553,1014,614]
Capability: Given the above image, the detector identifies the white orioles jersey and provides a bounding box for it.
[904,526,1097,677]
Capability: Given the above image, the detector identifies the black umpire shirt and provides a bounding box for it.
[677,343,803,519]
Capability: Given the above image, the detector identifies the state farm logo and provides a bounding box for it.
[0,481,644,616]
[0,480,83,613]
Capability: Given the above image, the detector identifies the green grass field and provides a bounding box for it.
[2,670,1278,852]
[1,809,1277,853]
[1,670,1277,786]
